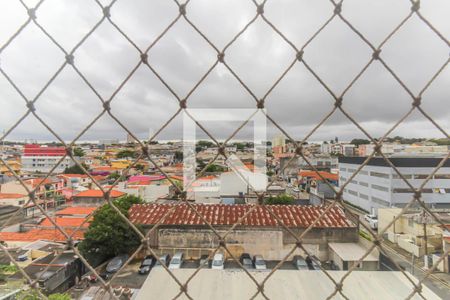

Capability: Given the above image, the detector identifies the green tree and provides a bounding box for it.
[174,151,183,161]
[116,149,136,159]
[64,163,88,174]
[107,172,121,181]
[73,147,85,157]
[78,195,143,264]
[48,293,72,300]
[350,139,370,146]
[205,164,225,172]
[265,194,294,205]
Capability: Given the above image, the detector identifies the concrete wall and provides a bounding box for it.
[149,226,358,261]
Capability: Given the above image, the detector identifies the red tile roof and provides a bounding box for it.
[0,228,84,242]
[0,193,27,199]
[299,171,339,181]
[56,206,97,216]
[39,217,90,228]
[73,190,125,198]
[129,204,354,228]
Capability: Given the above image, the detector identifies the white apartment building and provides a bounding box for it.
[21,156,74,173]
[339,157,450,215]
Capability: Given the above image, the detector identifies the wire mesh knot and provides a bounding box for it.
[334,3,342,15]
[180,99,187,109]
[411,1,420,12]
[335,190,343,200]
[66,238,74,249]
[218,146,226,156]
[27,8,36,20]
[103,101,111,111]
[257,99,265,109]
[217,52,225,63]
[140,53,148,64]
[218,239,226,247]
[414,284,422,293]
[412,96,421,107]
[334,97,343,108]
[335,282,343,292]
[26,101,36,112]
[65,146,73,157]
[296,50,304,62]
[257,194,264,204]
[180,284,188,293]
[296,241,303,248]
[372,49,381,60]
[373,143,382,155]
[295,145,303,155]
[65,54,74,65]
[257,284,264,293]
[414,190,422,199]
[28,191,35,200]
[257,4,265,15]
[103,6,111,18]
[141,145,149,156]
[179,4,187,16]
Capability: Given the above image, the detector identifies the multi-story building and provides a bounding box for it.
[21,144,74,173]
[339,156,450,215]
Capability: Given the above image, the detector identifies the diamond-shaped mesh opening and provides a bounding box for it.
[0,0,449,299]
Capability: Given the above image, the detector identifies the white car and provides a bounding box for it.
[253,255,267,270]
[168,252,184,269]
[211,253,224,270]
[364,214,378,230]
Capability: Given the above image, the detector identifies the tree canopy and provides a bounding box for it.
[78,195,143,264]
[116,149,136,159]
[265,193,294,205]
[63,163,88,174]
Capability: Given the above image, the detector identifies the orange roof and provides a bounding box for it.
[59,174,88,178]
[0,193,27,199]
[24,178,59,188]
[0,228,84,242]
[170,175,183,181]
[40,217,90,228]
[56,206,97,216]
[299,171,338,181]
[73,189,125,198]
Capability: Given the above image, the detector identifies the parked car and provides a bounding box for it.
[16,254,28,262]
[293,255,308,270]
[253,255,267,270]
[169,252,184,269]
[364,214,378,230]
[240,253,253,269]
[155,254,170,267]
[138,255,156,275]
[199,254,210,268]
[106,254,129,273]
[211,253,225,270]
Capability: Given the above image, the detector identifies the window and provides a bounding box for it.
[408,218,414,227]
[372,184,389,192]
[359,181,368,187]
[370,171,390,179]
[372,196,390,206]
[393,188,413,193]
[359,193,369,200]
[350,180,358,184]
[348,190,358,196]
[339,167,346,172]
[18,200,25,205]
[340,177,347,182]
[414,174,429,179]
[393,174,412,179]
[359,170,368,175]
[348,168,356,173]
[434,174,450,179]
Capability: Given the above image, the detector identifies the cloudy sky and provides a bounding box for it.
[0,0,449,143]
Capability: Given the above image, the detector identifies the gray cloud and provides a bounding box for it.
[0,0,449,143]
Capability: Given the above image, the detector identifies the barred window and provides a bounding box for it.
[371,184,389,192]
[372,196,390,207]
[370,171,390,179]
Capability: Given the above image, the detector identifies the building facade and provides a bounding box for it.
[339,157,450,215]
[21,144,74,173]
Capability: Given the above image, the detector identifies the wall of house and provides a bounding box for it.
[151,226,358,260]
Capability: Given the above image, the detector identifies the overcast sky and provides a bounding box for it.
[0,0,449,143]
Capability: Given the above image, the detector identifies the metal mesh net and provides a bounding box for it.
[0,0,449,299]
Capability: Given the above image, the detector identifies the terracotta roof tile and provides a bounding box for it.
[0,193,27,199]
[39,217,90,228]
[73,189,125,198]
[55,206,97,216]
[0,229,84,242]
[129,204,354,228]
